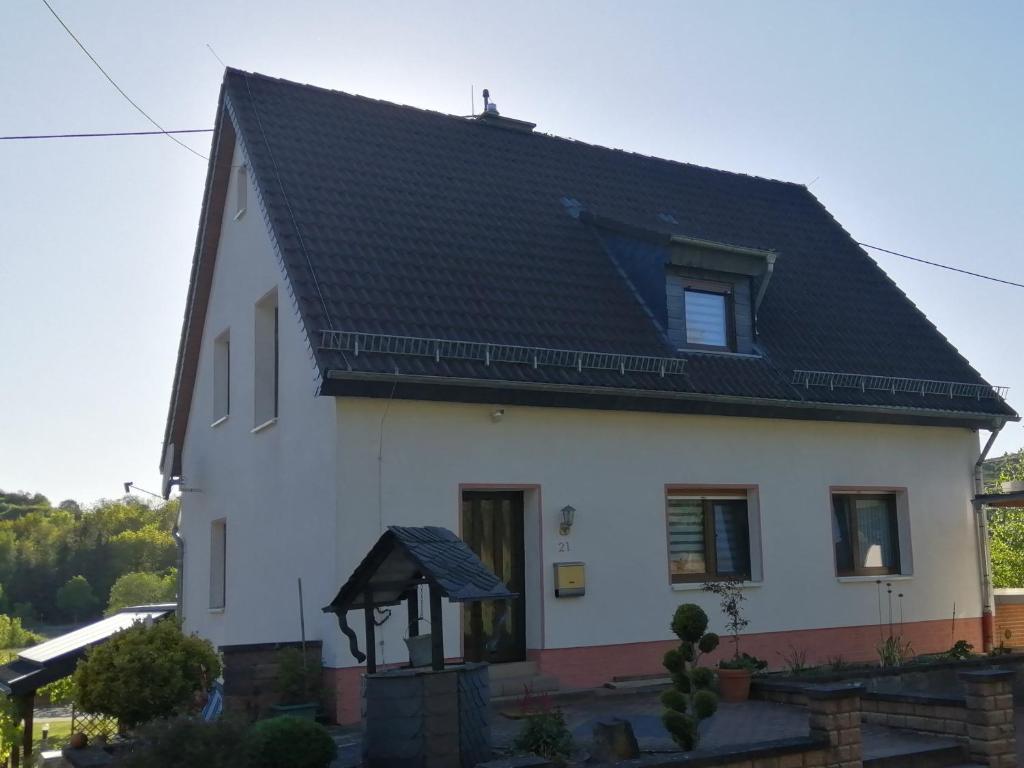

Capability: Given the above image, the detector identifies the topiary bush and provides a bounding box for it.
[661,603,719,750]
[240,716,337,768]
[74,618,221,729]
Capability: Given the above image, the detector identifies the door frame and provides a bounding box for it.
[458,483,544,663]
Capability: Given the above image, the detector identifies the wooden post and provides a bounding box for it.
[429,582,444,671]
[407,588,419,638]
[20,695,32,767]
[364,594,377,674]
[469,602,483,662]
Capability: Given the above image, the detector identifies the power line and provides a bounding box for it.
[1,128,213,141]
[39,0,208,161]
[859,242,1024,290]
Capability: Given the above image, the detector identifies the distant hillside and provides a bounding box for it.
[0,489,177,624]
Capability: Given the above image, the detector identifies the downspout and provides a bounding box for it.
[753,252,777,326]
[172,506,185,621]
[974,423,1004,651]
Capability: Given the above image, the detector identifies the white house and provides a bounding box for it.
[161,69,1018,723]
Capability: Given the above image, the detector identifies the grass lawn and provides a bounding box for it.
[33,718,73,751]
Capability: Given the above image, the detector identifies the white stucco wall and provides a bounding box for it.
[178,138,337,649]
[327,396,983,668]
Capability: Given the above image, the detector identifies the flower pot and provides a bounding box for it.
[405,633,433,668]
[717,667,752,702]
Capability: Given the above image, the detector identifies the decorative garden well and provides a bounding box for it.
[323,526,517,768]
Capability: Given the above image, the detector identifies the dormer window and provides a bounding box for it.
[683,282,733,351]
[590,218,777,356]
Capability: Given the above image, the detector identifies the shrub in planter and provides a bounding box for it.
[272,647,322,719]
[660,603,719,750]
[74,618,221,730]
[112,718,245,768]
[240,716,337,768]
[513,707,574,766]
[703,580,765,701]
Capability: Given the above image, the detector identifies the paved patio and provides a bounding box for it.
[330,687,986,766]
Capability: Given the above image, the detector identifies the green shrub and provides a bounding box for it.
[113,718,244,768]
[275,647,321,705]
[660,689,688,712]
[240,717,337,768]
[671,604,709,642]
[693,689,718,719]
[661,602,719,750]
[513,707,574,766]
[74,618,220,729]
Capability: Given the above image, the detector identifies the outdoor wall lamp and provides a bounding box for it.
[559,505,576,535]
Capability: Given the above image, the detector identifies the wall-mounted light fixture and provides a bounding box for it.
[559,505,576,535]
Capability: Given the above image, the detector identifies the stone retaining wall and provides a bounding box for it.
[859,693,967,738]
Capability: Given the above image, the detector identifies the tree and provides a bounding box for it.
[988,450,1024,588]
[56,575,98,622]
[108,525,177,575]
[74,619,221,729]
[106,571,177,615]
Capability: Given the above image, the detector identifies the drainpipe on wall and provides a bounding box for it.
[974,423,1004,651]
[172,506,185,621]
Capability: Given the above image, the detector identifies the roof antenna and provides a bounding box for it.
[471,84,475,115]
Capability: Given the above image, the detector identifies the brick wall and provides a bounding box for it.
[860,695,967,738]
[221,640,322,721]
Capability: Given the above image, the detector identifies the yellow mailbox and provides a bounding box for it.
[553,562,585,597]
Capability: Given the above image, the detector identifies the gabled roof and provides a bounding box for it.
[323,526,516,613]
[162,70,1016,475]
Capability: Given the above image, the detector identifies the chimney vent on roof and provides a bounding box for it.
[482,88,497,114]
[476,88,536,133]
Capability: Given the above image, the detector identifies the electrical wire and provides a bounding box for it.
[0,129,212,141]
[39,0,208,160]
[859,242,1024,290]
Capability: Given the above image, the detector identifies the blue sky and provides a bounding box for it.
[1,1,1022,504]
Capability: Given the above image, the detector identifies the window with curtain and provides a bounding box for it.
[667,491,751,582]
[832,493,901,576]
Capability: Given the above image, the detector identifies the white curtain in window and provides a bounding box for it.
[667,499,706,575]
[685,291,727,347]
[855,498,895,569]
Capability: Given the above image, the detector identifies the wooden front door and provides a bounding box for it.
[461,491,526,663]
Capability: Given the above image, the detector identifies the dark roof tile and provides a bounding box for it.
[217,69,1012,421]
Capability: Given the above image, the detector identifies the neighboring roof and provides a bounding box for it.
[162,70,1016,474]
[0,605,174,697]
[324,526,517,613]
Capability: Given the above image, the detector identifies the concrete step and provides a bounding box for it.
[863,743,968,768]
[489,674,560,699]
[603,676,671,691]
[488,661,538,681]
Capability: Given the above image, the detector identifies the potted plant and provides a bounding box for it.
[703,580,765,701]
[270,647,320,720]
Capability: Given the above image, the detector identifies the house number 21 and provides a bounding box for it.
[557,541,571,553]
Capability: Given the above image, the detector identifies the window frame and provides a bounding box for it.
[234,164,248,220]
[212,329,231,424]
[253,288,279,430]
[831,491,902,577]
[666,488,752,584]
[209,518,227,610]
[682,280,736,352]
